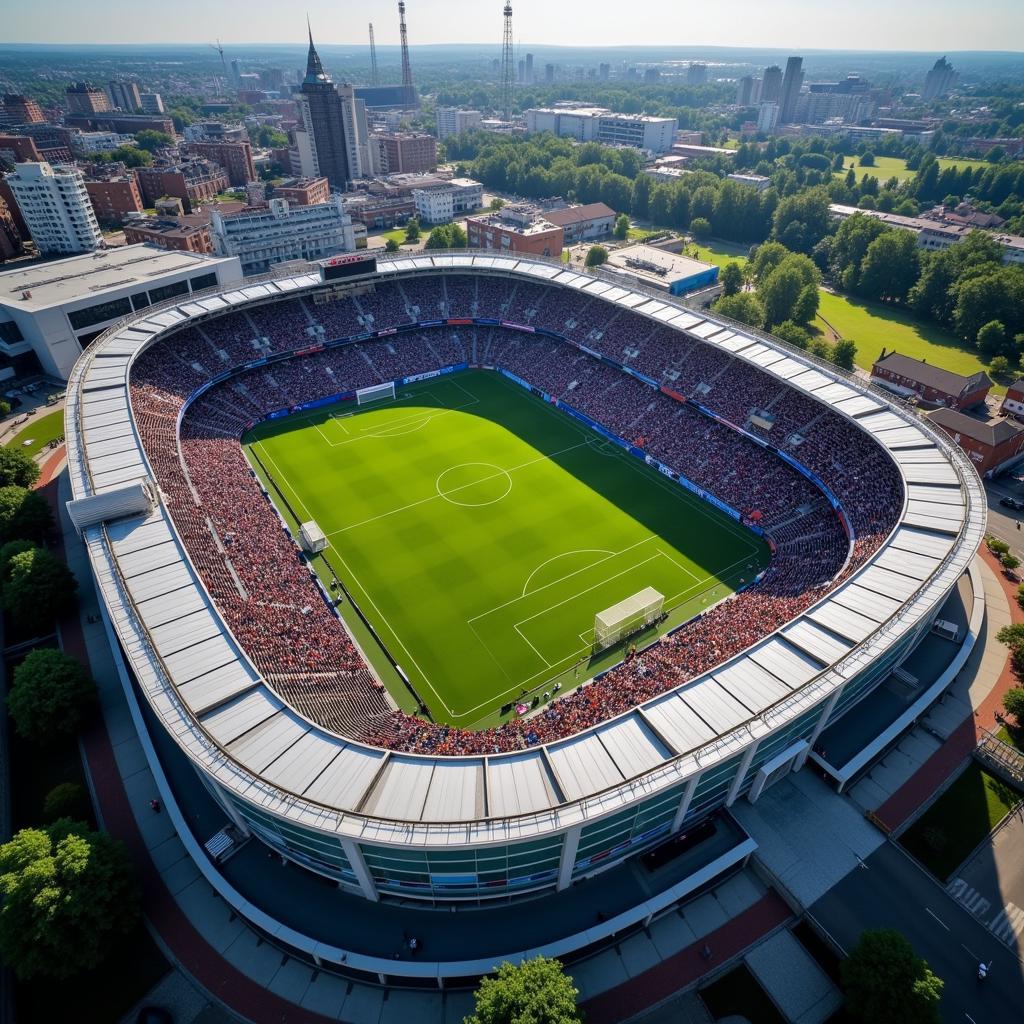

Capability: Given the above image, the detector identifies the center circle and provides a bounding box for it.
[436,462,513,507]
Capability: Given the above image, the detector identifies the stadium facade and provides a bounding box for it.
[66,252,984,976]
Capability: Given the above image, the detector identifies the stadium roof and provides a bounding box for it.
[65,252,984,845]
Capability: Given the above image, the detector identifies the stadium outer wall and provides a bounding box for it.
[65,252,984,978]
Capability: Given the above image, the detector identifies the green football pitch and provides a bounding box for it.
[244,370,769,730]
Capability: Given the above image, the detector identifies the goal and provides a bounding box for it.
[357,381,396,405]
[593,587,664,653]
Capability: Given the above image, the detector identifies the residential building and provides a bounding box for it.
[871,351,991,409]
[436,107,483,140]
[340,193,415,230]
[140,93,165,115]
[64,112,176,136]
[3,161,103,255]
[726,173,772,191]
[926,408,1024,476]
[411,178,484,224]
[923,57,958,102]
[0,196,25,261]
[185,140,257,187]
[779,57,804,125]
[524,107,678,153]
[374,132,437,174]
[0,134,42,162]
[736,76,755,106]
[545,64,555,83]
[135,158,230,213]
[183,121,248,143]
[2,95,45,125]
[70,130,136,154]
[0,180,28,239]
[10,124,74,164]
[545,202,616,244]
[272,177,330,206]
[760,66,783,104]
[465,204,563,257]
[1001,380,1024,420]
[604,243,718,295]
[757,101,780,134]
[209,195,356,275]
[66,82,111,115]
[123,215,213,253]
[0,245,240,376]
[687,63,708,86]
[107,80,142,112]
[84,168,144,225]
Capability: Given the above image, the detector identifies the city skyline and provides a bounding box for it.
[5,0,1024,52]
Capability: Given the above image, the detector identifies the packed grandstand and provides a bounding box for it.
[129,271,905,756]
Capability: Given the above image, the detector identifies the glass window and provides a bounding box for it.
[68,296,133,331]
[147,279,189,304]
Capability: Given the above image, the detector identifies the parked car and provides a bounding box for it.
[999,496,1024,511]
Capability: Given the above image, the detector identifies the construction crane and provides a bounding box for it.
[369,23,379,86]
[209,38,229,95]
[501,3,514,122]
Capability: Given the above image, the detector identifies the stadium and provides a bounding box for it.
[66,250,984,982]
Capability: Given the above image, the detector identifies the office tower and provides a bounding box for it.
[66,82,111,115]
[107,80,142,112]
[923,57,958,101]
[687,63,707,86]
[779,56,804,124]
[761,65,783,104]
[736,75,754,106]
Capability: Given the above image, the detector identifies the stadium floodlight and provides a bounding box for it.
[356,381,396,405]
[593,587,664,653]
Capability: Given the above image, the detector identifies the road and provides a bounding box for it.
[810,842,1023,1022]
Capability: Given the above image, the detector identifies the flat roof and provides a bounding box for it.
[0,245,230,312]
[606,243,716,282]
[546,203,616,227]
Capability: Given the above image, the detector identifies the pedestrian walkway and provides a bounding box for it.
[744,929,842,1024]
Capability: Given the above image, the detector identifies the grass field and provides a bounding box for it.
[245,371,768,729]
[689,238,751,269]
[3,408,65,456]
[813,290,1006,394]
[835,154,990,184]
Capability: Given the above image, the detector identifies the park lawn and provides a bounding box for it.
[900,763,1022,880]
[835,154,991,183]
[813,290,1007,395]
[3,408,65,456]
[689,237,750,269]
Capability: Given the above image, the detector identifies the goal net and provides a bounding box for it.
[357,381,396,405]
[593,587,664,653]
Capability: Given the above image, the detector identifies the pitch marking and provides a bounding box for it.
[436,462,513,507]
[521,549,614,597]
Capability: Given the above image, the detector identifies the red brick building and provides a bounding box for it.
[0,134,42,162]
[1001,379,1024,420]
[927,408,1024,476]
[184,140,256,187]
[136,159,230,213]
[123,216,213,253]
[0,195,25,261]
[85,172,144,225]
[871,351,991,410]
[375,132,438,174]
[2,95,45,124]
[466,206,564,257]
[273,177,330,206]
[0,179,29,239]
[66,82,111,115]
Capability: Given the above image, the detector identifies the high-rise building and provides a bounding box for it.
[4,161,103,254]
[140,93,165,114]
[923,57,958,102]
[736,76,754,106]
[295,27,361,190]
[66,82,111,115]
[687,63,708,86]
[545,64,555,83]
[757,101,780,134]
[3,94,45,125]
[230,59,242,90]
[760,65,783,104]
[525,53,534,84]
[374,132,438,174]
[779,56,804,124]
[436,107,483,140]
[184,140,257,187]
[107,80,142,112]
[599,63,610,80]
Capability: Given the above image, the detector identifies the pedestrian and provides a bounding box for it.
[150,798,161,813]
[700,943,712,961]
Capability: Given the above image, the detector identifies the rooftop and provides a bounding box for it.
[0,244,227,311]
[872,351,991,397]
[927,407,1024,447]
[546,202,617,227]
[606,243,716,282]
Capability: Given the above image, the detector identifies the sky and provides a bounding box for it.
[4,0,1023,52]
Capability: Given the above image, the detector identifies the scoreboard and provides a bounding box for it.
[320,252,378,283]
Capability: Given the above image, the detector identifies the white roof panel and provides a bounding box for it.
[747,638,821,687]
[711,659,790,713]
[302,745,385,809]
[680,679,752,733]
[363,757,433,820]
[807,601,877,643]
[640,694,717,755]
[422,760,485,821]
[227,712,307,773]
[780,618,852,664]
[201,690,283,746]
[596,715,670,779]
[486,752,558,817]
[263,732,345,795]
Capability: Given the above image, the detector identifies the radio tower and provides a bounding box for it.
[368,23,379,86]
[501,3,514,122]
[398,2,414,106]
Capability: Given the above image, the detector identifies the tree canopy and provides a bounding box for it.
[465,957,583,1024]
[0,446,41,489]
[0,485,53,544]
[585,244,609,267]
[7,648,96,744]
[1,545,77,628]
[0,819,139,980]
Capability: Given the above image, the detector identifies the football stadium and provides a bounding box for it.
[66,250,985,982]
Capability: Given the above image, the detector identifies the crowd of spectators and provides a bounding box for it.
[127,273,907,755]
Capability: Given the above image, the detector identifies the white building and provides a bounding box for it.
[70,131,136,154]
[757,102,780,133]
[436,107,483,140]
[0,245,240,378]
[4,161,103,255]
[412,178,484,224]
[726,173,772,192]
[210,196,356,276]
[524,107,678,153]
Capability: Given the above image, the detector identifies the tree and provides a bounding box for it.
[841,929,943,1024]
[720,261,744,297]
[1004,686,1024,724]
[990,355,1011,378]
[0,819,139,980]
[42,782,90,823]
[771,187,832,253]
[96,145,152,168]
[133,130,174,153]
[858,230,921,303]
[793,282,820,324]
[404,217,421,242]
[976,320,1008,360]
[384,237,400,253]
[1003,553,1021,571]
[585,245,609,268]
[0,400,9,417]
[860,151,876,167]
[0,485,53,543]
[0,446,41,489]
[1,546,77,628]
[424,223,468,250]
[613,212,629,240]
[465,957,582,1024]
[7,648,95,744]
[832,338,858,370]
[489,197,505,212]
[773,320,812,349]
[750,240,791,284]
[689,217,712,240]
[713,292,765,329]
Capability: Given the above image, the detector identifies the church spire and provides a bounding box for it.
[304,17,329,84]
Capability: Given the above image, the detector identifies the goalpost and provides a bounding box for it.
[593,587,664,653]
[357,381,396,405]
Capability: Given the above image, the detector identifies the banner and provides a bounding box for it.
[446,318,473,325]
[244,357,268,370]
[295,391,353,412]
[623,366,659,388]
[499,368,531,390]
[660,385,687,404]
[500,321,535,333]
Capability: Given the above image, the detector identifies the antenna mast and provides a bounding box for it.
[369,23,379,86]
[501,3,514,121]
[398,2,414,104]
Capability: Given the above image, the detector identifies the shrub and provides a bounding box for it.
[42,782,90,823]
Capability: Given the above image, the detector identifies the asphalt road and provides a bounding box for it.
[983,478,1024,558]
[810,842,1023,1022]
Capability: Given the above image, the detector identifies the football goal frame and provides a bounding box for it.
[593,587,664,653]
[357,381,396,405]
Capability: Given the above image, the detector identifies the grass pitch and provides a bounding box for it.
[245,370,769,730]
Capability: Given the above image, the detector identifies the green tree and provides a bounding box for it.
[1003,553,1021,571]
[720,261,744,297]
[489,197,505,212]
[404,217,421,242]
[773,320,812,349]
[771,187,832,253]
[7,648,95,744]
[841,929,943,1024]
[793,282,820,324]
[465,957,582,1024]
[613,212,629,239]
[0,400,10,417]
[0,446,41,489]
[133,129,174,153]
[713,292,765,329]
[0,819,139,980]
[1,546,77,628]
[989,355,1011,378]
[977,320,1008,359]
[759,259,817,328]
[1003,686,1024,723]
[860,151,876,167]
[858,230,921,303]
[832,337,858,370]
[0,485,53,543]
[585,244,609,268]
[424,223,468,249]
[384,237,400,252]
[42,782,90,823]
[97,145,152,168]
[689,217,712,239]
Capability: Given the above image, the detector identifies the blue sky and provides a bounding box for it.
[5,0,1022,50]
